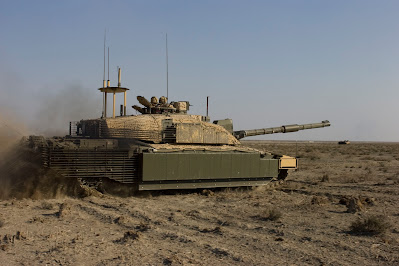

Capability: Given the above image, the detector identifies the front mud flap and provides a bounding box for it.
[279,155,297,169]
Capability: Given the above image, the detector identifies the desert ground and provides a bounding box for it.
[0,140,398,265]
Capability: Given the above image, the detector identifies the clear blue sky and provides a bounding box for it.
[0,0,398,141]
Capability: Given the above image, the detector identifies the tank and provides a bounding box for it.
[26,72,330,191]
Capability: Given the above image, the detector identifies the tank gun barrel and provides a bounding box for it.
[233,120,330,140]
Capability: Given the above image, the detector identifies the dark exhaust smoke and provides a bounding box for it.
[31,84,101,137]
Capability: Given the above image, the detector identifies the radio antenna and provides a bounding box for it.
[102,29,106,117]
[103,30,106,83]
[166,33,169,102]
[107,47,110,87]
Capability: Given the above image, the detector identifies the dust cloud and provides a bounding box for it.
[0,140,84,200]
[0,111,84,200]
[31,84,101,137]
[0,82,104,199]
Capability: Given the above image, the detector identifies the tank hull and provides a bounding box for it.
[28,136,295,191]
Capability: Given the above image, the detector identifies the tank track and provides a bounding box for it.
[255,169,288,190]
[77,177,103,191]
[278,169,288,180]
[77,169,289,195]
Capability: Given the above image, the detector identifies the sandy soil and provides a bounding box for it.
[0,141,398,265]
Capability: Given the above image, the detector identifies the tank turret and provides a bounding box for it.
[77,97,330,146]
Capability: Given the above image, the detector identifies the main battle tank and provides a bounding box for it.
[27,72,330,191]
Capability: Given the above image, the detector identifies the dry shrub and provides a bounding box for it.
[361,196,376,206]
[200,226,223,235]
[163,255,183,266]
[255,208,282,221]
[2,234,13,244]
[305,148,314,153]
[309,155,320,161]
[364,166,372,174]
[15,231,26,240]
[29,216,45,223]
[115,230,140,243]
[123,230,140,240]
[114,215,128,225]
[361,156,374,161]
[1,231,27,245]
[337,196,348,205]
[346,198,364,213]
[201,189,215,197]
[350,215,391,236]
[320,174,330,182]
[136,222,151,232]
[279,181,300,191]
[266,208,282,221]
[381,168,388,173]
[211,247,230,257]
[340,196,375,210]
[0,218,4,228]
[311,196,329,205]
[337,176,358,183]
